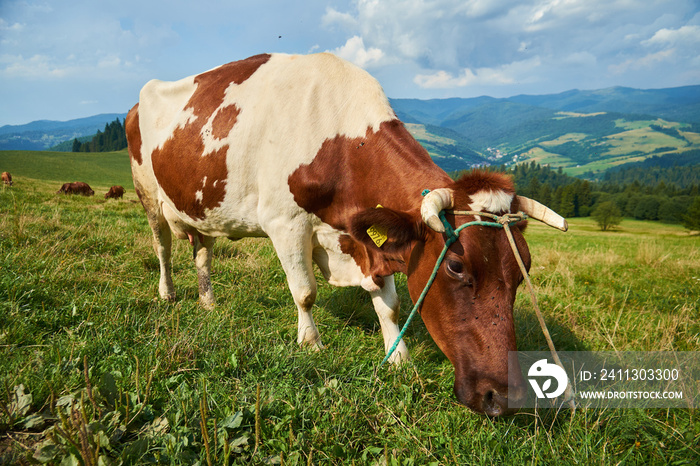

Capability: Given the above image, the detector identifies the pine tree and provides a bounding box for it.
[558,185,576,218]
[682,197,700,232]
[527,177,541,200]
[71,118,127,152]
[537,183,553,206]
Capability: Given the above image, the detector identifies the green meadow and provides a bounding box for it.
[0,150,134,193]
[1,150,699,464]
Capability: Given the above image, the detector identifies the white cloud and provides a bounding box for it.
[0,0,181,80]
[414,57,541,89]
[609,49,676,75]
[642,25,700,46]
[1,54,74,78]
[329,35,384,68]
[322,0,700,97]
[322,7,358,30]
[608,23,700,77]
[563,51,596,66]
[97,56,122,69]
[414,70,463,88]
[0,18,24,31]
[1,0,699,126]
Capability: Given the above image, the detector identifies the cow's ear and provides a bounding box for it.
[349,207,424,253]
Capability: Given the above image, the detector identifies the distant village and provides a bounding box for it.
[485,146,519,164]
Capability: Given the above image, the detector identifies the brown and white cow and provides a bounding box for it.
[104,185,125,199]
[126,53,567,416]
[1,172,12,186]
[56,182,95,196]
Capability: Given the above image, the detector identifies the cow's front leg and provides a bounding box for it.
[191,234,216,309]
[369,275,410,363]
[269,230,322,349]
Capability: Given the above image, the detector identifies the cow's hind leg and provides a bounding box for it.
[370,275,410,364]
[269,230,322,349]
[191,234,216,309]
[134,181,175,301]
[147,209,176,301]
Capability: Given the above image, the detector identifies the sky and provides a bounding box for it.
[1,0,699,127]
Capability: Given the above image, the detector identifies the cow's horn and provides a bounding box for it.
[421,188,454,232]
[517,196,569,232]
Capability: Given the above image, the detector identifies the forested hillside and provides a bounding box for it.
[0,113,127,150]
[2,86,699,230]
[392,85,700,176]
[599,150,700,188]
[455,158,699,229]
[508,85,700,123]
[66,118,127,152]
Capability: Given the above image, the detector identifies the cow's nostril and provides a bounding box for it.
[482,390,508,417]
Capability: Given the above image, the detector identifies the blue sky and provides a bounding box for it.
[1,0,699,127]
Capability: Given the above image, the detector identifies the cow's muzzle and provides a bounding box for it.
[454,379,527,417]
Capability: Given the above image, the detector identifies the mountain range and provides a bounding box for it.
[0,113,127,151]
[2,85,700,175]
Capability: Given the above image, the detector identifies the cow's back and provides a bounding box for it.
[130,53,396,238]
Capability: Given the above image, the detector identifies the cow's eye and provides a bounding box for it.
[446,259,464,275]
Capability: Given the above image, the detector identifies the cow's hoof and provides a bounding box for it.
[311,340,325,351]
[199,298,216,310]
[386,351,410,365]
[299,338,325,351]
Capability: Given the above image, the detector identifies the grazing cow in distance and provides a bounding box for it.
[126,53,568,416]
[104,185,125,199]
[56,182,95,196]
[1,172,12,186]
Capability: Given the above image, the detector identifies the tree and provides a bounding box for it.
[558,185,576,218]
[634,195,660,220]
[574,180,592,217]
[71,118,127,152]
[592,201,623,231]
[682,197,700,233]
[537,182,553,206]
[658,197,687,224]
[527,176,541,199]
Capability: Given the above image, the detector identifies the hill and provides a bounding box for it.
[508,85,700,123]
[0,149,133,190]
[0,113,128,151]
[4,84,700,175]
[391,85,700,175]
[403,123,488,171]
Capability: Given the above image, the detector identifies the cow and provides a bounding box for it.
[1,172,12,186]
[104,185,125,199]
[56,182,95,196]
[126,53,567,416]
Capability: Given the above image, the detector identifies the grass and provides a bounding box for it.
[1,172,699,464]
[538,133,588,146]
[515,116,698,176]
[520,147,572,168]
[602,128,685,157]
[0,150,134,193]
[404,124,456,146]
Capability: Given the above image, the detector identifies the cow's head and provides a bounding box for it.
[349,170,567,416]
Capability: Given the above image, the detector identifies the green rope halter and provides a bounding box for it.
[379,189,526,367]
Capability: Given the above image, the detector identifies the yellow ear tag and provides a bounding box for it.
[366,204,388,248]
